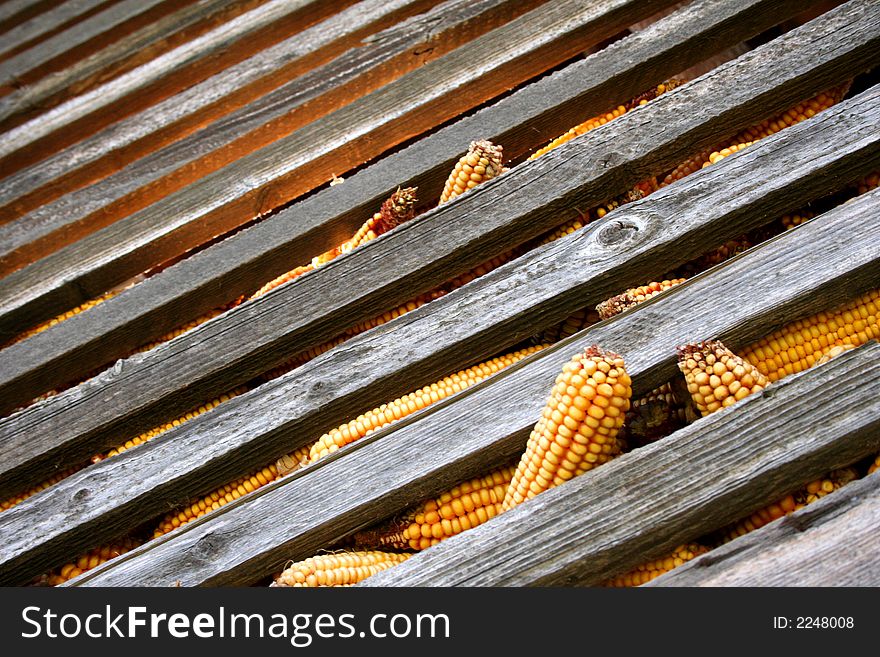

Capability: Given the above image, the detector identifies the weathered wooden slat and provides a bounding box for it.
[0,0,109,60]
[0,0,350,161]
[0,0,59,33]
[3,165,878,586]
[648,471,880,587]
[0,0,822,337]
[0,0,536,272]
[0,0,871,405]
[0,0,446,230]
[359,344,880,587]
[0,0,268,141]
[0,0,679,333]
[0,0,190,94]
[77,315,880,587]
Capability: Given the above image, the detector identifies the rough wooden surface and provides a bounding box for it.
[648,471,880,587]
[0,0,109,59]
[2,185,877,586]
[0,0,347,163]
[80,342,880,587]
[0,0,530,271]
[0,0,61,33]
[0,80,876,496]
[0,0,170,90]
[0,0,679,336]
[0,0,267,135]
[0,2,874,412]
[0,0,807,395]
[361,343,880,587]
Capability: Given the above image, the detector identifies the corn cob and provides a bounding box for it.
[153,464,279,538]
[816,342,857,365]
[275,444,314,477]
[261,335,349,382]
[528,82,677,161]
[249,264,314,301]
[533,308,601,345]
[596,279,686,320]
[305,344,547,465]
[719,468,858,544]
[855,172,879,194]
[740,288,879,382]
[602,544,709,587]
[439,140,504,205]
[661,85,848,188]
[1,464,87,512]
[271,551,411,587]
[338,187,417,253]
[781,211,814,230]
[133,300,242,354]
[868,455,879,475]
[47,537,143,586]
[621,382,692,447]
[9,291,117,347]
[92,389,245,462]
[352,464,516,551]
[502,345,631,511]
[340,291,445,338]
[733,83,849,145]
[677,340,768,416]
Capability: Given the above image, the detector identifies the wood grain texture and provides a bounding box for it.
[0,0,805,367]
[360,343,880,587]
[0,0,350,164]
[0,0,109,59]
[0,0,678,332]
[0,0,531,271]
[0,0,61,33]
[648,471,880,587]
[0,0,169,90]
[3,184,878,586]
[0,0,268,139]
[0,79,876,495]
[0,0,873,404]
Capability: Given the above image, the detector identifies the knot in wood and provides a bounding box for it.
[72,488,91,504]
[594,217,640,248]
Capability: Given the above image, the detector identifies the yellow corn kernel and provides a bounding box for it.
[855,172,879,195]
[534,308,601,345]
[781,211,815,230]
[529,82,678,161]
[719,468,858,544]
[9,291,117,347]
[271,551,411,587]
[439,140,504,204]
[338,187,418,254]
[352,464,516,551]
[306,345,547,464]
[92,389,245,462]
[602,543,709,587]
[740,288,879,382]
[868,455,879,476]
[677,340,768,416]
[152,464,280,538]
[502,345,632,510]
[46,537,143,586]
[596,279,687,320]
[275,444,314,477]
[1,464,87,512]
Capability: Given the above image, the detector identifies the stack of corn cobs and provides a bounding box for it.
[6,75,879,588]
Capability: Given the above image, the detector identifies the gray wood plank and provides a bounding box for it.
[0,0,108,59]
[0,0,55,29]
[0,0,535,272]
[0,0,264,140]
[0,0,684,339]
[0,0,872,405]
[648,471,880,587]
[360,344,880,587]
[3,165,878,586]
[0,0,167,88]
[0,0,345,156]
[0,76,876,498]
